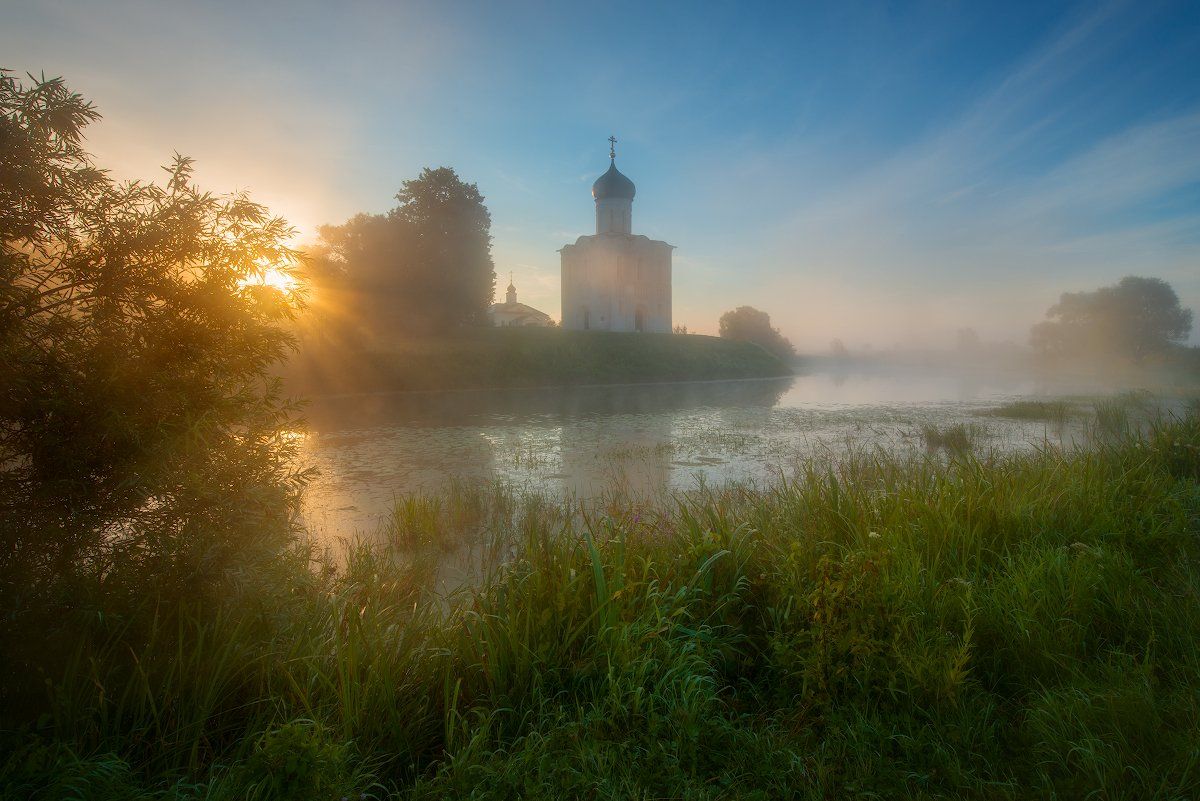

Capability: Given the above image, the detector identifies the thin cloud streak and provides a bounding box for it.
[749,3,1200,348]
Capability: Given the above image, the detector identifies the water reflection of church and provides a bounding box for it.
[549,380,791,499]
[301,379,793,535]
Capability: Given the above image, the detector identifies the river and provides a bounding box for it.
[297,367,1181,541]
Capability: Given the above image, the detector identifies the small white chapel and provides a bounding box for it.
[488,274,553,327]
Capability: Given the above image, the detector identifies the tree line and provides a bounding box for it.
[1031,275,1193,364]
[306,167,495,345]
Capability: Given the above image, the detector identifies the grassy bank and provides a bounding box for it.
[4,411,1200,799]
[285,327,793,393]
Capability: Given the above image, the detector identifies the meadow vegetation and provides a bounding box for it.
[3,409,1200,799]
[285,326,792,394]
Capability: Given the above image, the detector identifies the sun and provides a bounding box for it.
[239,266,299,293]
[257,268,298,292]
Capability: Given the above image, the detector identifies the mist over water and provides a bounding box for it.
[298,366,1189,541]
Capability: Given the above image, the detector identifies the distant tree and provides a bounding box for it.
[829,338,848,359]
[955,327,981,353]
[315,167,494,340]
[719,306,795,360]
[1,72,307,614]
[673,324,689,335]
[306,214,409,346]
[1031,276,1193,362]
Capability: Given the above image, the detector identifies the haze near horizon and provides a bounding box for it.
[5,0,1199,349]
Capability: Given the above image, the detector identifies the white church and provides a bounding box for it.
[560,138,673,332]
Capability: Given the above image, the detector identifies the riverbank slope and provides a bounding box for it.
[284,327,793,393]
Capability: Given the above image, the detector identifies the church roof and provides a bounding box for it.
[592,160,636,201]
[490,300,552,320]
[560,233,674,250]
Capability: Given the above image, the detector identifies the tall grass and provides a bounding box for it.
[3,412,1200,799]
[986,399,1074,422]
[920,421,984,452]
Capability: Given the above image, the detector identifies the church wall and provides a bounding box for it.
[561,235,671,333]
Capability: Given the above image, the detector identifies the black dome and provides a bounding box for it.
[591,160,636,200]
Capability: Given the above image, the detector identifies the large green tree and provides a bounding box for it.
[0,72,308,622]
[1030,276,1193,362]
[314,167,495,340]
[719,305,795,360]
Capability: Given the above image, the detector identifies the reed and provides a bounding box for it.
[985,399,1074,422]
[920,421,984,452]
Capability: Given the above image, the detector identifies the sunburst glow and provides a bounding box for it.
[240,266,298,293]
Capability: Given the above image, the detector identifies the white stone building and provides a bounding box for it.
[488,276,553,327]
[560,139,673,333]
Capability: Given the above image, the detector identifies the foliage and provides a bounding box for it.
[1031,276,1193,363]
[3,407,1199,799]
[0,72,307,715]
[718,305,795,360]
[243,720,355,801]
[310,167,495,342]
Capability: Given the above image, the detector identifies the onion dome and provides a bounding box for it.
[592,159,636,201]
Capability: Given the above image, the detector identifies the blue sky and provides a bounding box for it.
[5,0,1200,347]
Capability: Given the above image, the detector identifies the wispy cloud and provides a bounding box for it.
[745,2,1200,346]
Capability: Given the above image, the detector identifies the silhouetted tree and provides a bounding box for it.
[1031,276,1193,362]
[719,306,795,360]
[955,328,981,353]
[314,167,495,340]
[0,72,307,621]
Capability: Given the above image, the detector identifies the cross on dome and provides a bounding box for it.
[592,135,635,202]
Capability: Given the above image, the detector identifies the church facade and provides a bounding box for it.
[560,139,673,333]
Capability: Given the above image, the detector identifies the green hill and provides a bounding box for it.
[287,328,792,393]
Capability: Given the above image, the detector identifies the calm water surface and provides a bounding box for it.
[298,368,1143,540]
